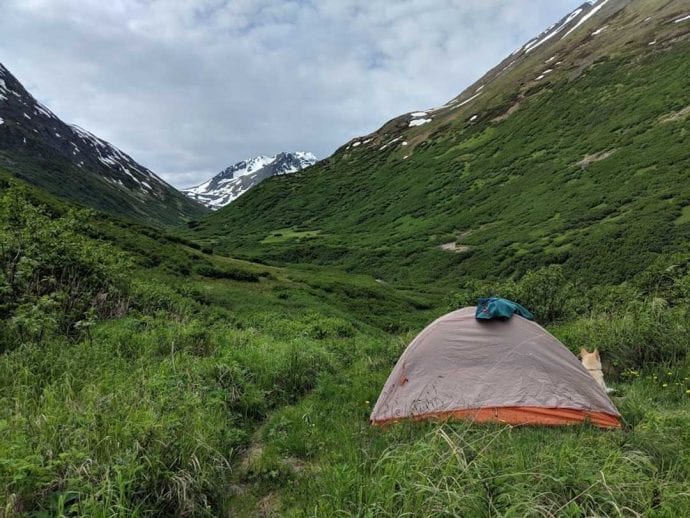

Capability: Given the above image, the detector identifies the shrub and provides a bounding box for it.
[195,265,260,282]
[450,265,577,324]
[555,299,689,373]
[0,188,128,347]
[513,265,577,323]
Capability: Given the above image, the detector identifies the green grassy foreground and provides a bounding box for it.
[239,366,690,516]
[1,182,689,516]
[232,278,690,516]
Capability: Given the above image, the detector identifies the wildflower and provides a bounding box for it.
[662,383,668,388]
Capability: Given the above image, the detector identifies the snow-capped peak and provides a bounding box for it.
[183,151,317,209]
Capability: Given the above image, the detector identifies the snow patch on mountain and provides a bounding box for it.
[562,0,610,39]
[457,92,482,107]
[525,8,583,53]
[409,118,431,127]
[184,152,317,209]
[0,79,9,102]
[70,124,161,192]
[34,102,58,119]
[379,136,403,151]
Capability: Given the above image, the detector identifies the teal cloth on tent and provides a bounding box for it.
[475,297,534,321]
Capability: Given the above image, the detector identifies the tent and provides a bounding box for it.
[370,307,621,428]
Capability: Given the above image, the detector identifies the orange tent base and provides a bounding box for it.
[372,406,622,429]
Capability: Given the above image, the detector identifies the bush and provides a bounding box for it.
[555,299,689,373]
[450,265,578,324]
[513,265,577,323]
[0,188,128,347]
[195,265,260,282]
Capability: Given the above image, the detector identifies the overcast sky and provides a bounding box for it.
[0,0,583,188]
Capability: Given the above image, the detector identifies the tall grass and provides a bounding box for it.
[1,188,689,515]
[248,350,690,517]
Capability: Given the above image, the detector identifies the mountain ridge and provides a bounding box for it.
[183,151,316,209]
[0,62,207,225]
[337,0,674,155]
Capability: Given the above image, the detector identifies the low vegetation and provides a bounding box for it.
[1,182,688,516]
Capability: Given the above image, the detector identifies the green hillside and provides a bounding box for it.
[189,5,690,286]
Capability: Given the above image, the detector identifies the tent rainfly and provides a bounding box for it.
[370,307,621,428]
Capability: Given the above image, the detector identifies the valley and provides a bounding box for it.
[188,2,690,287]
[1,0,689,515]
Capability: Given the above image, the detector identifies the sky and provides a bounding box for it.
[0,0,584,188]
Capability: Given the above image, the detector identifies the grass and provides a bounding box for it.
[0,262,430,515]
[2,7,690,514]
[231,335,690,516]
[1,165,689,517]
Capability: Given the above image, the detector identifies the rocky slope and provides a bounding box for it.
[0,63,207,225]
[184,152,316,209]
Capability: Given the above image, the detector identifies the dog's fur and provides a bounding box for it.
[579,348,607,391]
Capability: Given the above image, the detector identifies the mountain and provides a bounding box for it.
[188,0,690,285]
[0,63,207,225]
[183,152,317,209]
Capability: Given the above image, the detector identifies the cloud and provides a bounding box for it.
[0,0,583,187]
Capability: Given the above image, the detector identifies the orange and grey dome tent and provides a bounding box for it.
[370,307,621,428]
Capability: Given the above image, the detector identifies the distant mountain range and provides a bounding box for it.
[183,152,317,209]
[0,63,207,225]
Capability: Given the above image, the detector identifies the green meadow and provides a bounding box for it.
[1,179,688,516]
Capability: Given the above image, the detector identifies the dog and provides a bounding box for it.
[579,348,612,393]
